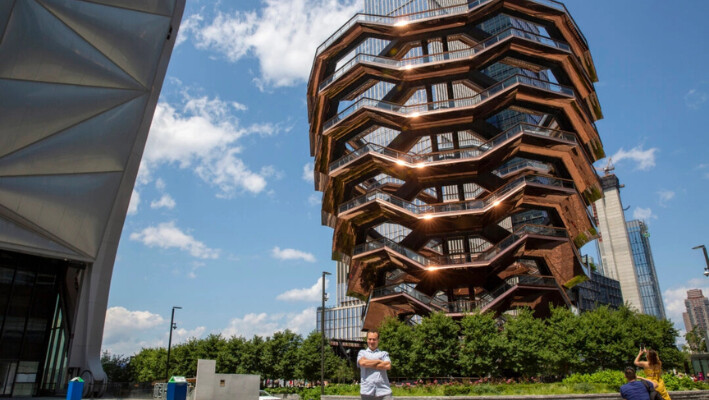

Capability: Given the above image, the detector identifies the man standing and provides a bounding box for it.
[620,367,657,400]
[357,331,392,400]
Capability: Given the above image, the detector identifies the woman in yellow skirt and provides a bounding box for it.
[634,348,671,400]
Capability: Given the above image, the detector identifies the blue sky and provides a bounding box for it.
[101,0,709,355]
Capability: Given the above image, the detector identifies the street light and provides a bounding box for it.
[165,306,182,381]
[320,271,331,395]
[693,245,709,277]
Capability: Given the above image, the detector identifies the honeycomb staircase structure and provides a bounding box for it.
[307,0,604,330]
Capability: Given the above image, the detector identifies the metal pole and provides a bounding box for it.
[693,245,709,276]
[166,306,181,381]
[321,271,330,395]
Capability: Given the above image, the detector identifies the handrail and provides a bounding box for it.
[319,26,570,91]
[323,74,574,132]
[372,282,447,310]
[314,0,587,58]
[353,223,567,268]
[329,123,577,172]
[339,174,575,216]
[366,274,559,318]
[315,0,494,57]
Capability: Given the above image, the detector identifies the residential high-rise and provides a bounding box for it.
[0,1,185,396]
[626,220,666,319]
[593,173,644,312]
[308,0,605,329]
[684,289,709,338]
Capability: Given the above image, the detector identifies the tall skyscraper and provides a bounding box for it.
[684,289,709,338]
[593,173,644,312]
[0,1,185,396]
[308,0,605,329]
[626,220,666,319]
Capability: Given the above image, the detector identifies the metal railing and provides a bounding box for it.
[316,0,494,57]
[353,224,567,267]
[339,174,575,215]
[444,275,558,313]
[319,26,570,91]
[323,74,574,131]
[314,0,587,57]
[372,282,447,310]
[329,122,577,172]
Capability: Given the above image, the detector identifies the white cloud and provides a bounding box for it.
[151,194,177,210]
[176,13,204,47]
[189,261,206,279]
[271,246,316,262]
[633,207,657,222]
[302,163,314,183]
[144,91,280,197]
[610,146,658,171]
[127,189,140,215]
[155,178,166,190]
[190,0,362,88]
[657,190,675,207]
[685,89,708,110]
[102,307,165,355]
[308,193,321,206]
[222,307,316,338]
[130,221,219,259]
[698,164,709,179]
[102,306,207,356]
[276,277,328,302]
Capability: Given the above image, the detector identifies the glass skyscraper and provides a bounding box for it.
[317,262,365,342]
[626,220,666,319]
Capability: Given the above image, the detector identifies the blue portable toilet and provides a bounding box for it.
[66,377,84,400]
[167,376,188,400]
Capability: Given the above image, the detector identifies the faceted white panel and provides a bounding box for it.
[40,0,173,88]
[85,0,174,16]
[0,172,123,257]
[0,79,143,158]
[0,215,84,260]
[0,95,149,176]
[0,0,143,89]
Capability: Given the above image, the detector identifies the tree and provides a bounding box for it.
[544,306,582,376]
[577,305,633,372]
[686,327,707,353]
[411,312,460,377]
[101,351,132,382]
[459,312,505,377]
[262,330,302,381]
[237,335,265,375]
[296,331,340,382]
[378,317,416,378]
[502,308,550,377]
[130,347,166,382]
[218,336,247,373]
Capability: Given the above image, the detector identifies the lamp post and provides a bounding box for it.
[320,271,331,395]
[165,306,182,381]
[693,245,709,277]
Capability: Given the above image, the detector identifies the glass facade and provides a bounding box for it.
[575,270,624,313]
[0,250,72,397]
[317,304,366,341]
[626,220,666,319]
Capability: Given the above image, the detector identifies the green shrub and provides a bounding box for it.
[563,370,626,391]
[572,383,595,393]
